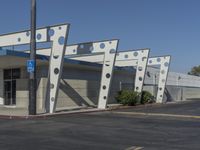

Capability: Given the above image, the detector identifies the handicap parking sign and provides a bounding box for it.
[27,60,35,73]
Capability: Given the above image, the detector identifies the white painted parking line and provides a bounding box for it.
[125,146,144,150]
[113,111,200,119]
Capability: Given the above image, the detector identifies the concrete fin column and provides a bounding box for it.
[115,49,150,93]
[148,56,171,103]
[48,24,70,113]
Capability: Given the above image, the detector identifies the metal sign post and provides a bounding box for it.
[29,0,37,115]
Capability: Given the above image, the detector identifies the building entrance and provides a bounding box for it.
[4,68,20,105]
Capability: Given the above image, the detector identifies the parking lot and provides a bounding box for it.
[0,100,200,150]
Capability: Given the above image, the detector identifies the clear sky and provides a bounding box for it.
[0,0,199,73]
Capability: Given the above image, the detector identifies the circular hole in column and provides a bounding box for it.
[142,57,146,61]
[160,95,162,97]
[26,31,30,37]
[139,77,143,81]
[136,87,139,90]
[100,43,105,49]
[124,54,128,58]
[48,29,55,36]
[73,49,76,53]
[59,26,62,30]
[106,73,111,78]
[53,55,59,59]
[102,85,106,90]
[157,58,161,62]
[138,66,143,71]
[50,84,54,89]
[133,52,138,57]
[51,97,55,102]
[37,33,42,40]
[164,62,169,67]
[109,41,112,44]
[159,87,162,90]
[103,96,107,99]
[17,38,21,42]
[110,49,115,53]
[58,36,65,45]
[54,68,59,74]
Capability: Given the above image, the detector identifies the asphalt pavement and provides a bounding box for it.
[0,100,200,150]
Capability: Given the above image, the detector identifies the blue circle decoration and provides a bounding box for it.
[164,62,169,67]
[157,58,161,62]
[48,29,55,37]
[37,33,42,40]
[133,52,138,57]
[58,36,65,45]
[100,43,105,49]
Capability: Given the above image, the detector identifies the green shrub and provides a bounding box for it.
[141,91,155,104]
[116,90,140,106]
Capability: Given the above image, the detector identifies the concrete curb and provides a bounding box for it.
[0,101,187,120]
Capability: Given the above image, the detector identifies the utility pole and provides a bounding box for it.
[29,0,37,115]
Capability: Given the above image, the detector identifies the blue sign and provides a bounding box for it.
[27,60,35,73]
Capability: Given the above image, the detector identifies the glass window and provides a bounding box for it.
[4,69,11,80]
[4,68,20,80]
[12,68,20,79]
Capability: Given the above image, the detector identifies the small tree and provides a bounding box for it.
[188,65,200,76]
[141,91,155,104]
[115,90,140,106]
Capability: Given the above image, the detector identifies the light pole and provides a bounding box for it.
[29,0,37,115]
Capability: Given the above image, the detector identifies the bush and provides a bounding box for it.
[141,91,155,104]
[115,90,140,106]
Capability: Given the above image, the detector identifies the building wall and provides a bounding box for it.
[143,67,200,102]
[14,65,134,112]
[4,63,200,113]
[16,78,46,113]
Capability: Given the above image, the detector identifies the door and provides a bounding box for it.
[4,69,20,105]
[4,81,12,105]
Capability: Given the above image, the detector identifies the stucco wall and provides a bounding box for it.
[6,63,200,113]
[16,78,46,113]
[14,65,134,112]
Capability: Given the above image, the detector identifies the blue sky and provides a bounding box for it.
[0,0,199,73]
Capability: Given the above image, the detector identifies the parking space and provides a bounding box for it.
[0,100,200,150]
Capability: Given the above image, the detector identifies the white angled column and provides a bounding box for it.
[148,56,171,103]
[0,23,70,113]
[115,49,150,93]
[97,41,118,109]
[48,24,70,113]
